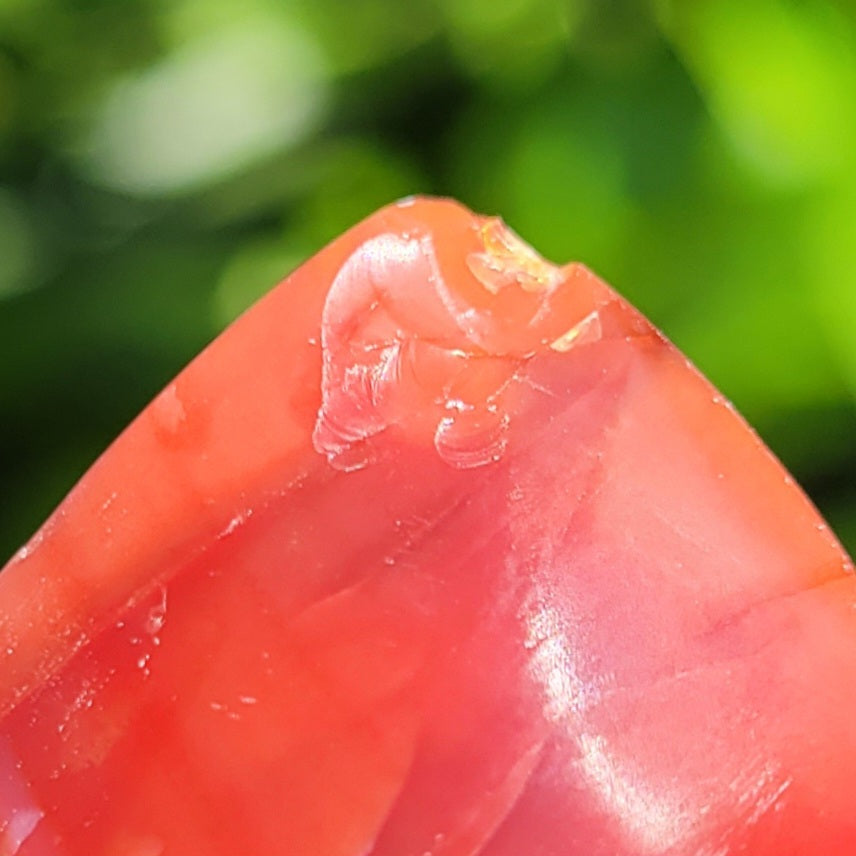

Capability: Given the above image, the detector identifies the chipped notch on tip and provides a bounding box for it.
[313,211,606,475]
[466,217,564,296]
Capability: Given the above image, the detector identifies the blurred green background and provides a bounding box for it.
[1,0,855,559]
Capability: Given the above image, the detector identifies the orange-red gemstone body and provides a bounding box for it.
[1,198,854,855]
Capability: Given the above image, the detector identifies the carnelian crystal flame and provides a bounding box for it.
[0,197,854,855]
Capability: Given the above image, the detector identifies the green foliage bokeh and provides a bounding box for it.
[1,0,855,557]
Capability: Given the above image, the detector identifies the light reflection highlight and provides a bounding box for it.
[524,600,692,852]
[0,736,44,855]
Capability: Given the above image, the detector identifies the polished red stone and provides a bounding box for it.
[1,198,854,855]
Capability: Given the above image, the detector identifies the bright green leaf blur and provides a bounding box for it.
[1,0,855,557]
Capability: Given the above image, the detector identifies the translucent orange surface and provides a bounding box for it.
[1,198,854,855]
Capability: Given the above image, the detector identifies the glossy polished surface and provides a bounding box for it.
[1,198,854,855]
